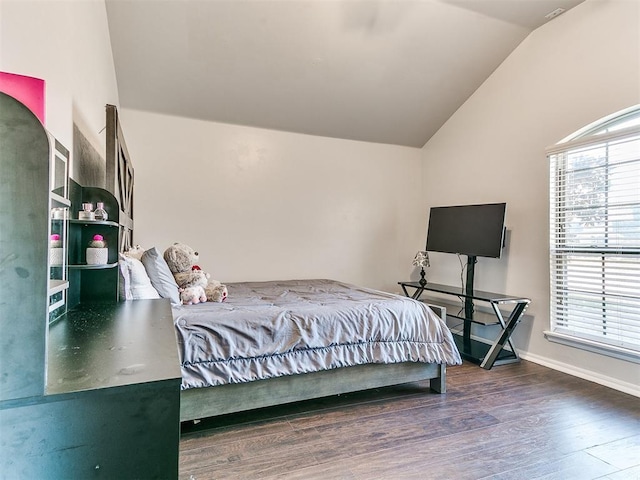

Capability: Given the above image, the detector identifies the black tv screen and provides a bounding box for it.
[426,203,507,258]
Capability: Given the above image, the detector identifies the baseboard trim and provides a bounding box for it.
[520,352,640,398]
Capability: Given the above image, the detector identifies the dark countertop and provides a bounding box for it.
[46,299,181,395]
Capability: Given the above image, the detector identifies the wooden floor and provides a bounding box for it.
[179,361,640,480]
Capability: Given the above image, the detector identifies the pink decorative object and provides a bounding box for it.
[87,234,108,264]
[50,234,62,248]
[0,72,45,124]
[88,234,107,249]
[49,234,63,263]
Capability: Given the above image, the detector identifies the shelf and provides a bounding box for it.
[48,279,69,295]
[49,278,68,318]
[451,333,519,366]
[69,262,118,270]
[409,282,528,304]
[48,298,65,313]
[69,219,118,227]
[50,192,71,208]
[422,298,501,326]
[65,183,123,307]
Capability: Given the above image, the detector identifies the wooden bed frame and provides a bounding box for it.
[180,357,446,422]
[106,106,450,423]
[179,303,448,422]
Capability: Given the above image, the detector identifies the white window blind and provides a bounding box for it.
[547,107,640,360]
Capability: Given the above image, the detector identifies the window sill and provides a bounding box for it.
[544,331,640,364]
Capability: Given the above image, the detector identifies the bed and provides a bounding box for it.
[173,279,461,422]
[106,106,461,423]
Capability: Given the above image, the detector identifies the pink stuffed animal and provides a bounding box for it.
[179,285,207,305]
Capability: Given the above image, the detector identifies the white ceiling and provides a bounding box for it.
[106,0,585,147]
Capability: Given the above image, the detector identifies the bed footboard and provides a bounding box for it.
[180,361,445,422]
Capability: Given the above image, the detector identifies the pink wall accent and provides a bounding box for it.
[0,72,46,124]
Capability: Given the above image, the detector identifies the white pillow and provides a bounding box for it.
[118,253,161,300]
[118,256,133,301]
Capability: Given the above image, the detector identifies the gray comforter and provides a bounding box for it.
[173,279,461,390]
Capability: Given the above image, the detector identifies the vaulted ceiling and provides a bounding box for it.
[106,0,585,147]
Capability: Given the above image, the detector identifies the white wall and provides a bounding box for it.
[0,0,119,164]
[421,0,640,394]
[120,109,424,293]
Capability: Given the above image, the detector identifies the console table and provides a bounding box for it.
[399,281,530,369]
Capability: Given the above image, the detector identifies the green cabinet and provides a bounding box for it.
[0,93,180,478]
[3,300,181,479]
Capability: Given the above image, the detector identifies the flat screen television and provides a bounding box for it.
[426,203,507,259]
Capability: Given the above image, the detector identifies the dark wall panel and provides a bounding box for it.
[72,123,105,189]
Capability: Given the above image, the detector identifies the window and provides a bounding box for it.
[546,106,640,363]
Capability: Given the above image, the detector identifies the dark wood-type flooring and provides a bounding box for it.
[179,361,640,479]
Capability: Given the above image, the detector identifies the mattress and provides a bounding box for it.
[172,279,461,390]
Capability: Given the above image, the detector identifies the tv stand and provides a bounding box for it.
[463,255,477,331]
[399,281,530,369]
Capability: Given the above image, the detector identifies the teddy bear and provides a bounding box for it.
[163,242,228,303]
[179,285,207,305]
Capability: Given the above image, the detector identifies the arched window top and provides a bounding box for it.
[547,104,640,155]
[558,105,640,144]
